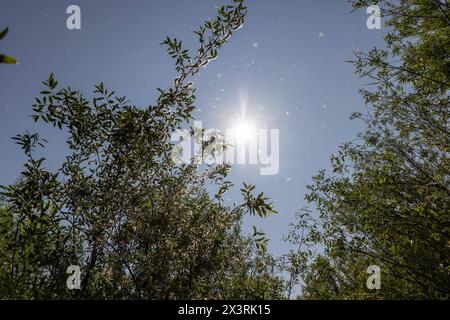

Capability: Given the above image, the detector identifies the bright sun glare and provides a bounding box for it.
[233,119,256,143]
[231,91,257,144]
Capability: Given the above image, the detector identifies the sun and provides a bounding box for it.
[230,91,257,144]
[232,118,256,144]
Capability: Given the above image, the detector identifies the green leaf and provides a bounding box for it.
[0,27,8,39]
[0,54,17,64]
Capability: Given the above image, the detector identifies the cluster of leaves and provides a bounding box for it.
[0,0,284,299]
[285,0,449,299]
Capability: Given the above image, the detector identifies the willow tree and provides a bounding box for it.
[289,0,449,299]
[0,0,284,299]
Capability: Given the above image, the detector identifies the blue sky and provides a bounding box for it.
[0,0,386,255]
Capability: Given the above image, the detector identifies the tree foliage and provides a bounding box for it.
[0,0,283,299]
[286,0,449,299]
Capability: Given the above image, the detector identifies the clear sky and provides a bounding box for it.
[0,0,386,255]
